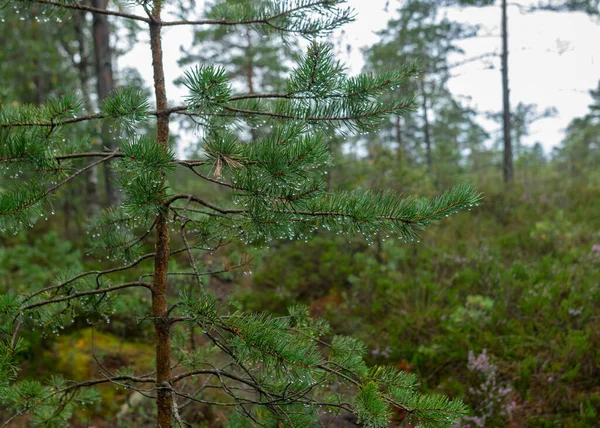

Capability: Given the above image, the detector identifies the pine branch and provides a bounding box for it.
[21,247,188,305]
[0,57,414,131]
[161,0,354,36]
[0,87,148,133]
[11,0,151,22]
[0,113,103,129]
[171,300,468,426]
[0,153,117,230]
[166,194,245,215]
[21,281,151,311]
[167,183,481,243]
[219,102,415,126]
[87,209,157,263]
[0,374,155,428]
[54,152,126,160]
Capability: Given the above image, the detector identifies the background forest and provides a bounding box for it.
[1,0,599,427]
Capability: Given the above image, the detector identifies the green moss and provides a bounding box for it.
[50,328,154,416]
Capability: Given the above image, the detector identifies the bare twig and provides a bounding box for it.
[21,281,151,311]
[27,0,150,22]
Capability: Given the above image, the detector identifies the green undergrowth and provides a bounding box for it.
[0,229,157,423]
[239,177,600,426]
[2,174,599,426]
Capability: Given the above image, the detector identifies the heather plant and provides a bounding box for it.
[243,175,600,425]
[456,350,516,428]
[0,1,481,426]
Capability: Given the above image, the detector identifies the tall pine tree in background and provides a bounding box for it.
[0,8,77,104]
[0,1,481,427]
[90,0,120,208]
[0,1,152,228]
[557,80,600,175]
[453,0,599,182]
[364,0,488,189]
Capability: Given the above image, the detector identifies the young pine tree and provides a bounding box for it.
[0,1,481,427]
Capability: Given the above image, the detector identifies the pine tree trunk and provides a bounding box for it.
[74,9,101,218]
[149,3,173,426]
[245,28,255,95]
[31,6,45,105]
[91,0,119,206]
[420,80,433,169]
[501,0,513,183]
[246,29,260,143]
[395,114,403,163]
[74,10,93,113]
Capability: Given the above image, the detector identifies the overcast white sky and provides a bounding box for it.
[120,0,600,154]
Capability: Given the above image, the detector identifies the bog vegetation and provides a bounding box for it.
[0,0,599,427]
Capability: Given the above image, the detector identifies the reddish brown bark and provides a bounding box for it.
[149,2,173,426]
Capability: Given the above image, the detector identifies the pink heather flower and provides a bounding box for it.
[471,416,485,427]
[371,345,392,358]
[371,345,380,357]
[459,350,516,428]
[568,307,583,316]
[468,349,493,376]
[506,400,518,416]
[381,346,391,358]
[498,386,512,396]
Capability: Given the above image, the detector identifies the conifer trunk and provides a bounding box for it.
[91,0,119,206]
[149,3,173,426]
[73,10,101,217]
[245,29,260,143]
[501,0,513,183]
[420,79,433,169]
[31,6,45,105]
[245,28,255,95]
[395,114,403,162]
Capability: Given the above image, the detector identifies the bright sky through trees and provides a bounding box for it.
[119,0,600,153]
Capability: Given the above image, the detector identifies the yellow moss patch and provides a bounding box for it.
[52,328,154,379]
[48,328,155,416]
